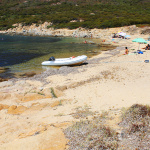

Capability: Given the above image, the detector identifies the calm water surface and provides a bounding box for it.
[0,34,105,76]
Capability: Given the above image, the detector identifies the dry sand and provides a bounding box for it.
[0,30,150,149]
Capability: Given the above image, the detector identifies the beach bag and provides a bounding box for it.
[144,60,149,63]
[49,56,55,61]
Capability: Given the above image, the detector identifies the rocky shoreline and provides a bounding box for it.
[1,23,150,39]
[0,24,150,82]
[3,46,120,85]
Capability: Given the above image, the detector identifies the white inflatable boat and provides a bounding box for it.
[41,55,87,66]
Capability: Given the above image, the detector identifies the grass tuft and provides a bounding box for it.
[50,88,57,98]
[71,106,95,119]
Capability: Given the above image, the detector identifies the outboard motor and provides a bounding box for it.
[49,56,55,61]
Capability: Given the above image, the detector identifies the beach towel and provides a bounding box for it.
[138,51,143,54]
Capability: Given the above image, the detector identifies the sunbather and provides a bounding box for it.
[118,47,129,56]
[142,44,150,50]
[124,47,129,55]
[146,44,150,50]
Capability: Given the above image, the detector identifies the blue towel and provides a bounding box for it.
[138,51,143,54]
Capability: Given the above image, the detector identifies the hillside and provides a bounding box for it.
[0,0,150,30]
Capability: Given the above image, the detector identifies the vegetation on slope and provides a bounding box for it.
[0,0,150,30]
[64,104,150,149]
[119,104,150,149]
[64,107,119,149]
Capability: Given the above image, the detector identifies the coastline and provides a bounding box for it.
[0,25,150,149]
[0,28,117,80]
[1,23,149,40]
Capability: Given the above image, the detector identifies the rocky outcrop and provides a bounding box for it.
[0,92,12,101]
[7,105,28,115]
[0,77,8,82]
[0,126,68,150]
[0,104,9,110]
[16,93,47,102]
[0,67,8,74]
[1,22,149,39]
[0,67,9,82]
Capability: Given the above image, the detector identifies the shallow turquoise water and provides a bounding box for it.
[0,34,103,75]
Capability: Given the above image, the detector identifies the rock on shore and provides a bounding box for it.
[0,67,9,82]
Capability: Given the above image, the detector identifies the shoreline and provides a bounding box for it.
[0,33,117,81]
[1,24,149,40]
[10,46,121,84]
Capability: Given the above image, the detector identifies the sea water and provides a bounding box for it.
[0,34,107,77]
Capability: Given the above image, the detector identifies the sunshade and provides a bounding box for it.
[132,38,147,50]
[125,35,131,38]
[132,38,147,43]
[118,32,126,36]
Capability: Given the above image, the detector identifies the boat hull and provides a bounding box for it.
[41,55,87,66]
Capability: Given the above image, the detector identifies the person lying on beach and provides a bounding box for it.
[145,44,150,50]
[142,44,150,50]
[112,33,118,38]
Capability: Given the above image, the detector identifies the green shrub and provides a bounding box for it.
[0,0,150,30]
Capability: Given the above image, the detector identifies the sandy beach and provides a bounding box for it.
[0,26,150,149]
